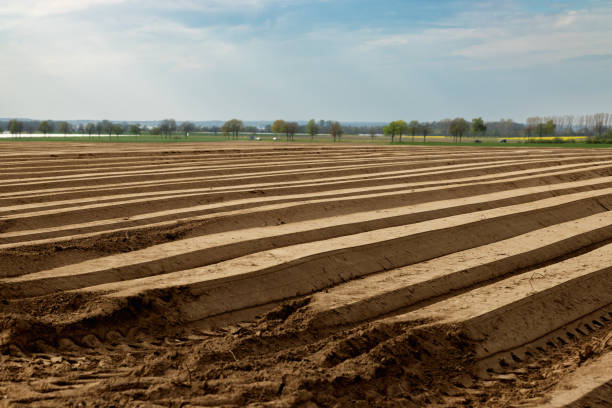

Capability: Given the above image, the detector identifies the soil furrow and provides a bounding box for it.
[1,143,610,408]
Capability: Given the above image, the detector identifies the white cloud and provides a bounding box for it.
[0,0,299,18]
[359,3,612,68]
[362,27,495,48]
[0,0,126,17]
[554,10,578,28]
[1,0,611,120]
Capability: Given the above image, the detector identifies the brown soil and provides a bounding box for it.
[0,142,610,407]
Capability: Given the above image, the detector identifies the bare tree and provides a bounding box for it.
[432,119,450,137]
[85,123,95,139]
[160,119,177,139]
[38,121,51,135]
[594,113,607,138]
[329,122,343,142]
[420,122,431,143]
[284,121,298,141]
[368,127,377,142]
[450,118,469,142]
[305,119,319,141]
[57,121,71,134]
[180,121,195,139]
[8,119,23,137]
[565,115,575,135]
[222,118,243,140]
[408,120,419,143]
[271,119,286,141]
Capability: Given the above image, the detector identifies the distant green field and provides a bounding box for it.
[0,133,388,144]
[393,140,612,148]
[1,133,611,148]
[0,133,228,143]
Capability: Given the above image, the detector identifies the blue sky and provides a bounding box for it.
[1,0,611,122]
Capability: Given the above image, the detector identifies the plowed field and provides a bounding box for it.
[1,142,611,407]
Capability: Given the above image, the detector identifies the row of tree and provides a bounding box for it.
[383,120,428,143]
[381,114,612,140]
[221,119,344,142]
[526,114,612,138]
[381,118,486,143]
[2,119,130,139]
[0,119,197,139]
[1,118,343,141]
[2,113,611,140]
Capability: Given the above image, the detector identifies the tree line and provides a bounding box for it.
[220,118,344,142]
[0,119,198,140]
[525,114,612,138]
[381,117,486,143]
[2,112,611,141]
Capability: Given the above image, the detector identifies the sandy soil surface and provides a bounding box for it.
[0,142,610,407]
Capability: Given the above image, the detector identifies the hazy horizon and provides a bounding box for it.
[2,0,611,122]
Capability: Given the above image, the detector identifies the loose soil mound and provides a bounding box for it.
[0,142,610,407]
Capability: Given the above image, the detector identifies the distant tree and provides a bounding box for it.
[525,117,539,139]
[565,115,575,136]
[57,121,71,134]
[545,119,556,136]
[77,124,85,134]
[95,122,103,138]
[436,118,452,136]
[368,127,377,141]
[383,122,397,143]
[471,117,487,138]
[329,121,343,142]
[531,118,556,138]
[113,124,123,137]
[305,119,319,141]
[408,120,419,142]
[383,120,407,143]
[271,120,286,140]
[103,121,114,140]
[159,121,168,138]
[222,118,243,140]
[450,118,470,142]
[593,113,607,138]
[535,121,545,138]
[150,126,161,136]
[180,121,195,138]
[129,124,142,136]
[420,122,432,143]
[221,122,230,139]
[99,120,112,139]
[84,123,95,139]
[285,121,298,141]
[395,120,408,143]
[243,125,257,140]
[231,118,243,139]
[499,118,514,137]
[8,119,22,136]
[159,119,177,138]
[38,121,51,135]
[22,121,36,133]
